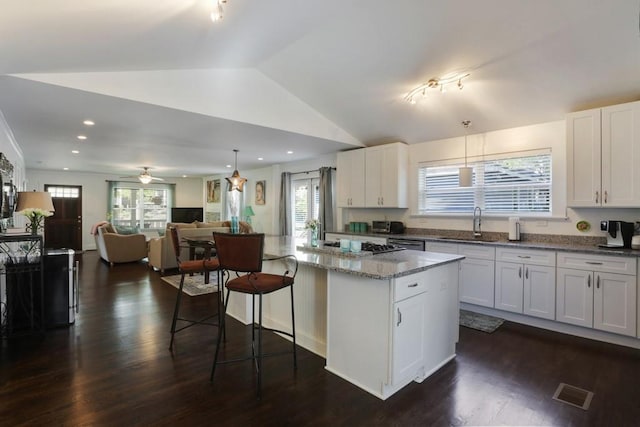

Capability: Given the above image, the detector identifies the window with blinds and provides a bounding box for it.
[418,151,551,215]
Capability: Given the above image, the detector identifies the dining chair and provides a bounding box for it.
[210,232,298,398]
[168,227,222,350]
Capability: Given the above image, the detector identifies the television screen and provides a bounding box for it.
[171,207,203,223]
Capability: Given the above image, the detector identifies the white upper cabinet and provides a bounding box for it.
[336,149,366,207]
[364,142,408,208]
[567,100,640,207]
[337,142,408,209]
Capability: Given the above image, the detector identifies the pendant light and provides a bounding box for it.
[226,149,247,192]
[459,120,473,187]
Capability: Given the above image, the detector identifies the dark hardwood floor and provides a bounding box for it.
[2,251,640,426]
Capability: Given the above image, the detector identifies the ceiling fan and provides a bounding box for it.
[121,167,164,184]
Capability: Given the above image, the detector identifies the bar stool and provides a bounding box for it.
[168,227,222,350]
[210,232,298,398]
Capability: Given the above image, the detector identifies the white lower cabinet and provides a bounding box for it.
[556,252,637,337]
[556,268,593,327]
[494,248,556,319]
[523,265,556,319]
[326,262,459,400]
[392,293,425,383]
[458,245,495,308]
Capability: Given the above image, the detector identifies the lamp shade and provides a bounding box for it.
[243,205,255,217]
[459,167,473,187]
[16,191,55,213]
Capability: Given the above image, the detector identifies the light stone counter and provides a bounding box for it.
[263,236,464,279]
[222,235,463,396]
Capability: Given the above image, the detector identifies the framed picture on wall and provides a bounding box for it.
[256,180,266,205]
[207,179,221,203]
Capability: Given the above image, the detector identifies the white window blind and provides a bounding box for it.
[418,151,551,215]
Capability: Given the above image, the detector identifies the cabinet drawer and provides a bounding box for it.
[557,252,636,275]
[458,244,495,260]
[496,247,556,266]
[425,242,458,255]
[394,273,426,302]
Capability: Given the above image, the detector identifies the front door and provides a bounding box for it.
[44,185,82,251]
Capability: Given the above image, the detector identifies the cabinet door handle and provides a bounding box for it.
[408,283,418,288]
[597,275,600,289]
[519,266,522,278]
[586,261,603,265]
[604,191,608,204]
[397,307,402,326]
[74,260,80,313]
[517,255,531,259]
[595,191,599,203]
[381,197,384,205]
[588,275,591,288]
[525,267,529,279]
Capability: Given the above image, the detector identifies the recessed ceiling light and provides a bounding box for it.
[226,164,232,168]
[83,120,95,126]
[287,151,293,154]
[258,157,263,161]
[77,135,87,140]
[182,175,187,178]
[71,150,80,154]
[63,167,69,171]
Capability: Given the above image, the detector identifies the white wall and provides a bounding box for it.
[25,169,202,251]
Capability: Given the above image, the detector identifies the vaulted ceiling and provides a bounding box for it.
[0,0,638,178]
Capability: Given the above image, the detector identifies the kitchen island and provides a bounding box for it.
[224,236,464,400]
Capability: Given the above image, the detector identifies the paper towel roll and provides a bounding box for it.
[509,217,520,241]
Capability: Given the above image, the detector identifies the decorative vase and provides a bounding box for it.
[311,228,319,247]
[27,217,40,235]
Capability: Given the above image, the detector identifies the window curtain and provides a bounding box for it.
[279,172,292,236]
[318,167,334,238]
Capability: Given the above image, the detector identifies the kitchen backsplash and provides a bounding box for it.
[403,228,607,247]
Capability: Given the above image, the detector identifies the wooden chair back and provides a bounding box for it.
[213,232,264,273]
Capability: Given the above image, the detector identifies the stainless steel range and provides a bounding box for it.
[323,241,405,254]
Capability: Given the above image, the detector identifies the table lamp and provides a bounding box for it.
[16,191,55,235]
[243,205,255,225]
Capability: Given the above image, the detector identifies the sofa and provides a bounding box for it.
[94,223,149,266]
[148,221,253,274]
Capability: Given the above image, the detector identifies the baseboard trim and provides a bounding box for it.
[460,303,640,350]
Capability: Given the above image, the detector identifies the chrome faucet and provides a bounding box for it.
[473,207,482,237]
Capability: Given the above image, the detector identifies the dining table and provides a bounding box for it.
[181,236,216,284]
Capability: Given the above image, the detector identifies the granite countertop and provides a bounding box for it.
[264,236,464,280]
[326,230,640,258]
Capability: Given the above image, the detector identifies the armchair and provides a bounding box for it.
[94,223,148,267]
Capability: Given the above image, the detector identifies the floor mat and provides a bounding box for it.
[161,273,219,296]
[460,309,504,333]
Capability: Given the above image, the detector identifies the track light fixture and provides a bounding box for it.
[405,72,470,104]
